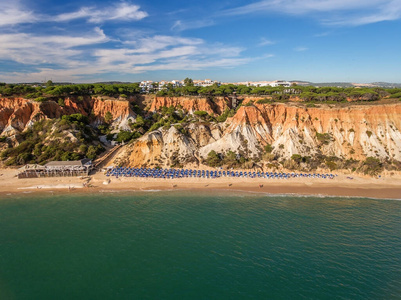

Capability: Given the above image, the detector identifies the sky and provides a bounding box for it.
[0,0,400,83]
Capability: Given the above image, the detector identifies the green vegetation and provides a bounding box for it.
[34,97,47,102]
[206,150,221,167]
[256,98,271,104]
[0,81,398,104]
[316,132,333,145]
[193,110,208,117]
[360,157,383,175]
[104,111,113,124]
[146,106,188,132]
[264,144,273,153]
[205,150,253,168]
[0,116,104,166]
[115,130,142,143]
[0,83,141,100]
[216,108,236,122]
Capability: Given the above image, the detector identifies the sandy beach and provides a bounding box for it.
[0,168,400,199]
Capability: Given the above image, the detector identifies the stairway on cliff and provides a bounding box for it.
[92,144,122,170]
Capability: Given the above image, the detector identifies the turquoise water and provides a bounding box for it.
[1,191,401,299]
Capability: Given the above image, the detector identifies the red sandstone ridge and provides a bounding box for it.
[91,98,136,127]
[0,97,137,135]
[2,95,401,167]
[149,96,232,115]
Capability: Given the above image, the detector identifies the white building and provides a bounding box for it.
[193,79,220,87]
[171,80,182,87]
[270,80,291,87]
[140,80,155,92]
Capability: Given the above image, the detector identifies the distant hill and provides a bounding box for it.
[289,80,312,86]
[94,81,135,85]
[309,82,355,88]
[371,82,401,88]
[290,81,401,88]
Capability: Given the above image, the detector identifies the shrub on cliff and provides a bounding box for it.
[325,161,337,171]
[194,110,208,117]
[360,157,383,175]
[223,151,239,168]
[104,111,113,124]
[264,144,273,153]
[0,118,103,166]
[316,132,333,145]
[216,108,235,122]
[115,130,141,143]
[256,98,271,104]
[206,150,222,167]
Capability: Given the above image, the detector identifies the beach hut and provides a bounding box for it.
[44,159,93,177]
[17,164,47,178]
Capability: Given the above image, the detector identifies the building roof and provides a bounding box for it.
[45,158,92,167]
[18,164,46,171]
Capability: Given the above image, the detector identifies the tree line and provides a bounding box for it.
[1,81,401,103]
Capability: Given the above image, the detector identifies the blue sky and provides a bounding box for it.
[0,0,400,83]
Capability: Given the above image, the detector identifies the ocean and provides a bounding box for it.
[1,190,400,299]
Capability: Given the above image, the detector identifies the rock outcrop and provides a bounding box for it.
[0,97,137,136]
[150,96,233,115]
[115,101,401,167]
[91,98,136,131]
[2,96,401,168]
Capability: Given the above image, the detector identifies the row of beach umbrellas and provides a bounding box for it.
[106,167,335,180]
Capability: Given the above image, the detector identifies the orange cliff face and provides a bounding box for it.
[217,102,401,161]
[149,96,231,115]
[0,98,52,135]
[0,97,137,136]
[91,98,136,130]
[2,96,401,166]
[111,101,401,168]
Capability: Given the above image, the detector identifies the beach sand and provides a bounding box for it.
[0,168,400,199]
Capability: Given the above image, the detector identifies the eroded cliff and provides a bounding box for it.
[111,100,401,168]
[0,97,137,136]
[1,95,401,171]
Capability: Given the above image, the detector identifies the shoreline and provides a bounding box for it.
[1,169,400,200]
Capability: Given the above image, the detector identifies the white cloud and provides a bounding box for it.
[0,2,148,28]
[171,19,215,31]
[130,57,252,72]
[314,32,331,37]
[0,1,250,82]
[224,0,401,26]
[55,2,148,23]
[294,46,308,52]
[0,2,37,27]
[0,28,108,65]
[93,36,245,73]
[259,38,275,46]
[124,35,204,53]
[325,0,401,25]
[0,29,250,82]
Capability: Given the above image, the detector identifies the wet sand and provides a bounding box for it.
[1,168,400,199]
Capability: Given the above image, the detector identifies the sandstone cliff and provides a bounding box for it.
[1,96,401,170]
[0,97,137,136]
[149,96,232,115]
[112,100,401,168]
